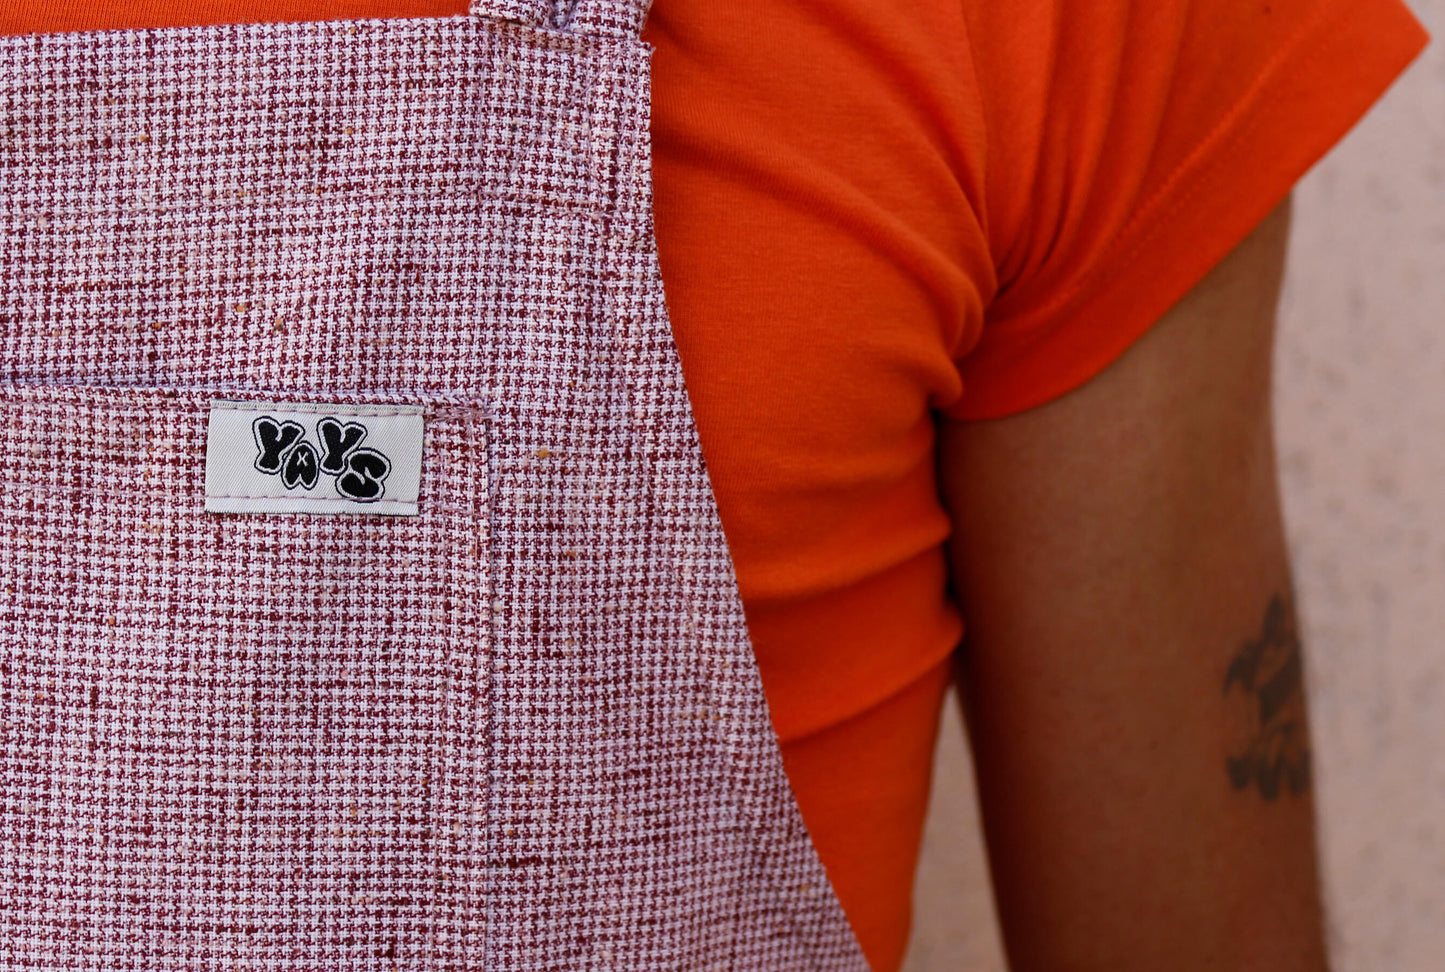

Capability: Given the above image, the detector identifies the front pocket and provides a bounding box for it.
[0,383,491,968]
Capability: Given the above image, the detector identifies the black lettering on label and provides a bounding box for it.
[252,417,305,474]
[281,441,320,491]
[317,417,368,475]
[336,448,390,502]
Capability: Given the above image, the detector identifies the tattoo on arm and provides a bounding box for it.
[1223,592,1311,800]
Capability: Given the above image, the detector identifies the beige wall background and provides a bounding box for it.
[903,5,1445,969]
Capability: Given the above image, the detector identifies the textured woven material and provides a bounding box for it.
[468,0,552,26]
[0,7,867,971]
[567,0,654,36]
[468,0,654,35]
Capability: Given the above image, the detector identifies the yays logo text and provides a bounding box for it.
[252,416,391,502]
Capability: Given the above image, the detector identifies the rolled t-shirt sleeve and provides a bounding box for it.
[944,0,1429,420]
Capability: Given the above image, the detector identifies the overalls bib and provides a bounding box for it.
[0,1,870,967]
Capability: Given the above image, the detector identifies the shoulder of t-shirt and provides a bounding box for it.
[943,0,1429,420]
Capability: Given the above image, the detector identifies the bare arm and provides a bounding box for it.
[938,195,1329,971]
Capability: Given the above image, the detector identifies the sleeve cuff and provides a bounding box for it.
[947,0,1429,421]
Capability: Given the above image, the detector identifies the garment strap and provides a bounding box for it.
[564,0,653,37]
[469,0,653,37]
[467,0,550,27]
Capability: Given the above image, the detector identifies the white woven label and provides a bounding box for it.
[204,400,425,515]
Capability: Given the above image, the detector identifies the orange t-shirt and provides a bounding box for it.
[1,0,1429,968]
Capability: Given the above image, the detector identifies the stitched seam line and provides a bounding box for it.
[205,495,416,503]
[210,405,425,418]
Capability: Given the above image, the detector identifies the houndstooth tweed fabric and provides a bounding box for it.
[0,1,870,969]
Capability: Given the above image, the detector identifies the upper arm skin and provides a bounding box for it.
[938,195,1329,971]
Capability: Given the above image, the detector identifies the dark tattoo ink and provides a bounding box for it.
[1223,592,1311,800]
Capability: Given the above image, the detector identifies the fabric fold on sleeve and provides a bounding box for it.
[948,0,1429,420]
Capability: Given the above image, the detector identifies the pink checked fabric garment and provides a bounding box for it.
[0,1,869,967]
